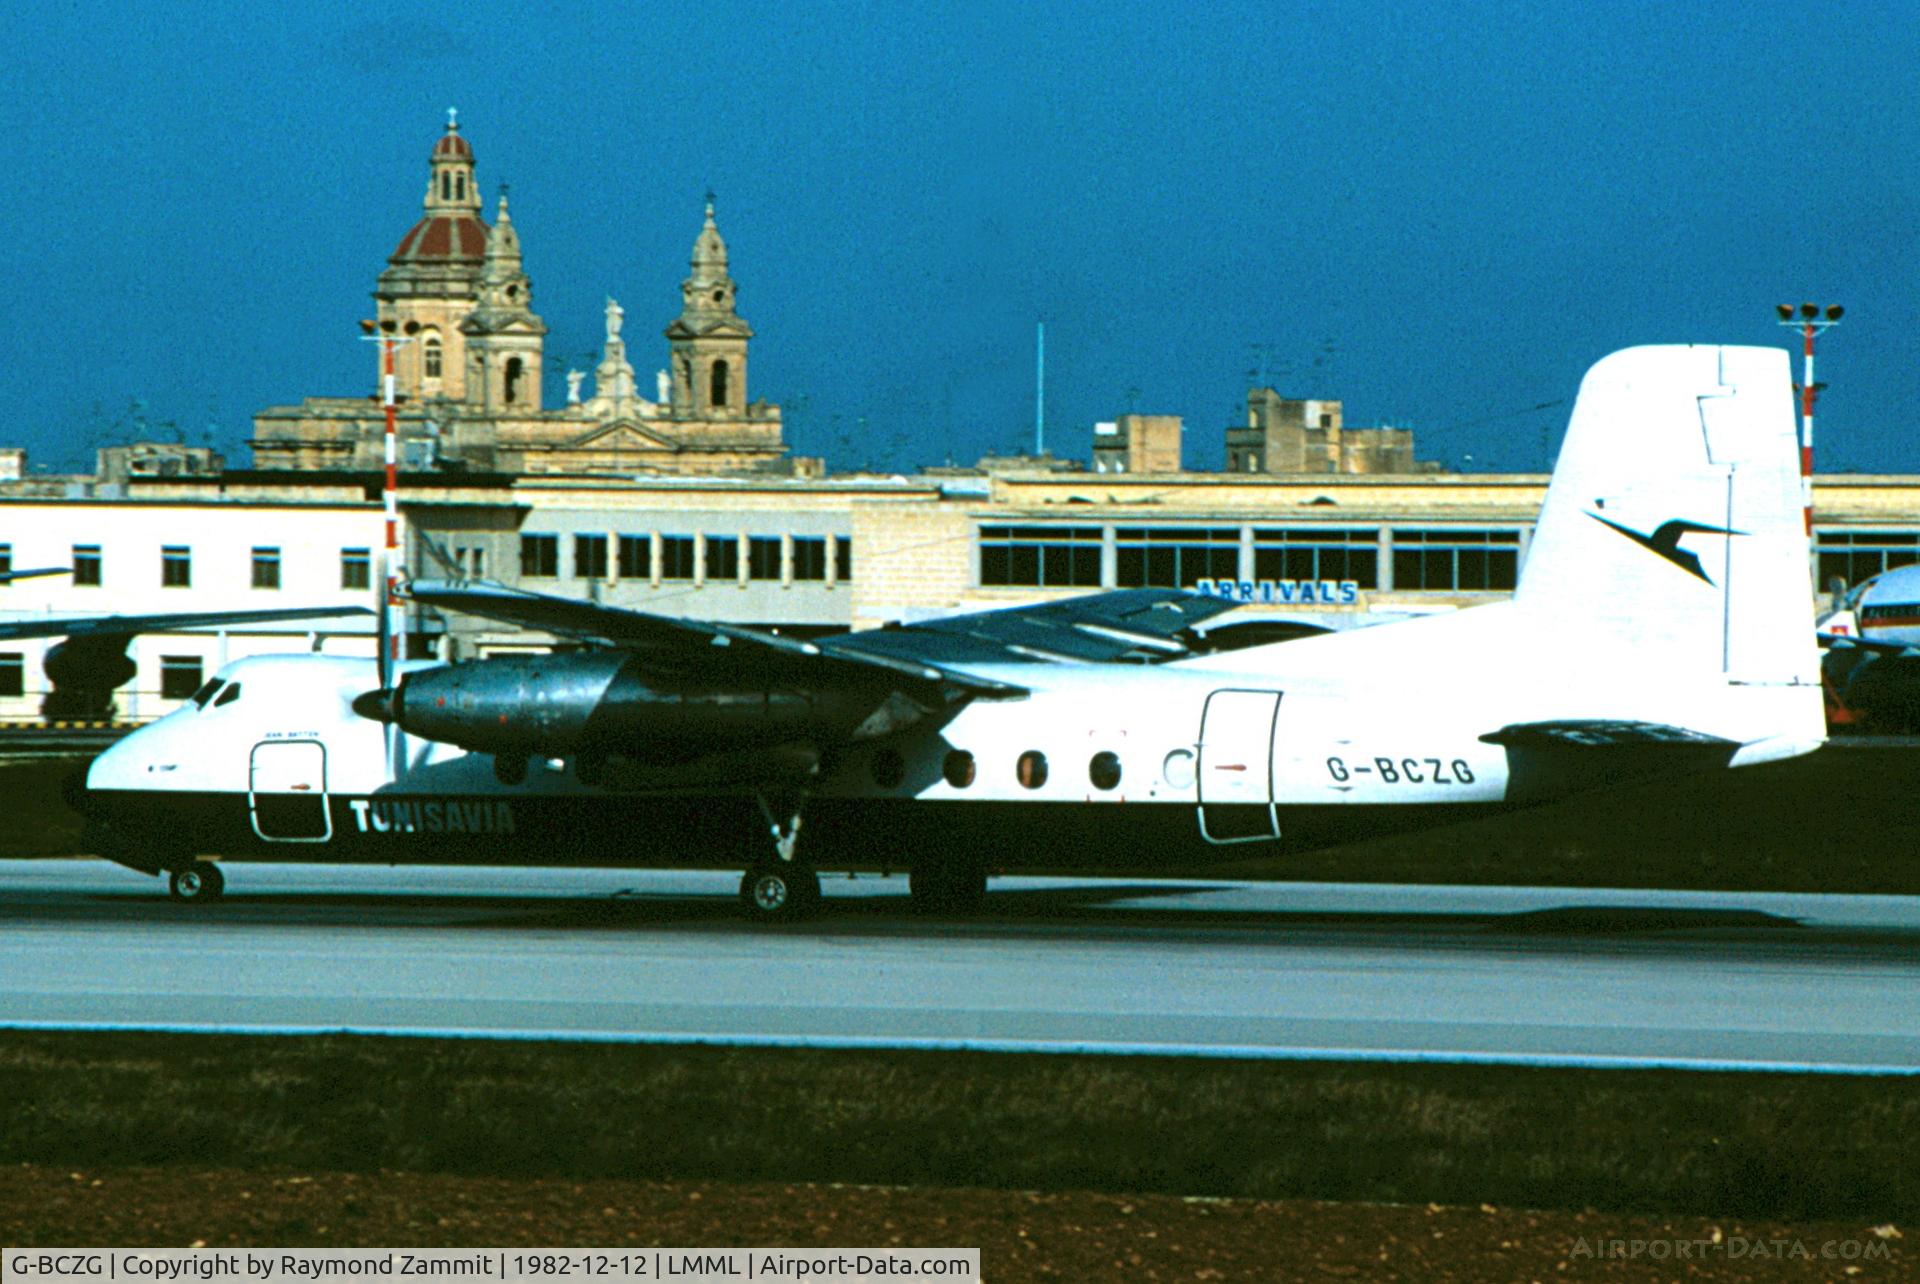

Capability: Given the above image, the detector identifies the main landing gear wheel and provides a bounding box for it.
[168,863,225,903]
[909,857,988,915]
[739,864,820,923]
[493,753,528,786]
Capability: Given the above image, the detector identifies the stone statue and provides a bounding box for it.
[605,297,624,340]
[566,369,585,405]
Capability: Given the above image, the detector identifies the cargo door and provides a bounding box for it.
[249,740,331,842]
[1197,689,1281,843]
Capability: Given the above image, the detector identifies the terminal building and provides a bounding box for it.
[0,116,1915,721]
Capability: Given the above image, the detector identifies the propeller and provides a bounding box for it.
[371,554,402,780]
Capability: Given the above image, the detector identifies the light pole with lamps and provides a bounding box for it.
[1775,302,1841,537]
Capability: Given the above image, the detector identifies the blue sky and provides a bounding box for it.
[6,1,1917,474]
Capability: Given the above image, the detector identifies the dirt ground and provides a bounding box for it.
[0,1164,1907,1282]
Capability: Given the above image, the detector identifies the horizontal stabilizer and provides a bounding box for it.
[1482,720,1742,804]
[1479,720,1739,749]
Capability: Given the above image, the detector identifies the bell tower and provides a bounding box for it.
[664,198,753,419]
[375,110,490,402]
[459,189,547,413]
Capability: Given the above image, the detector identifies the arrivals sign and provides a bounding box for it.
[1193,578,1361,605]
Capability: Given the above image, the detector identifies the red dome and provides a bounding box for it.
[390,214,488,263]
[433,129,472,160]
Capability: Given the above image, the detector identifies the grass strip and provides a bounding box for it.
[2,1030,1913,1220]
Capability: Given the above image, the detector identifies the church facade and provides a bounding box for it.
[250,115,799,477]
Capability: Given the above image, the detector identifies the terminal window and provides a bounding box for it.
[618,535,650,579]
[520,534,559,578]
[73,545,101,587]
[1392,529,1522,591]
[159,655,203,700]
[836,536,853,582]
[341,548,371,590]
[0,544,11,584]
[660,536,696,580]
[161,545,192,589]
[0,652,21,697]
[1816,531,1920,590]
[792,537,827,581]
[574,534,609,580]
[980,525,1102,587]
[706,535,740,581]
[1115,527,1239,589]
[251,546,281,590]
[748,536,782,581]
[1253,528,1378,587]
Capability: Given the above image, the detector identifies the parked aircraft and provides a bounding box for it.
[81,345,1825,917]
[0,606,373,721]
[1820,564,1920,733]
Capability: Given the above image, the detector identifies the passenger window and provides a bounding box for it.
[1017,750,1048,789]
[942,750,975,788]
[1089,750,1122,791]
[214,683,242,707]
[190,681,223,709]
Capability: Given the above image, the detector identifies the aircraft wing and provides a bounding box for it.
[1818,632,1912,656]
[818,588,1247,668]
[406,581,1255,681]
[404,581,1029,699]
[0,605,372,642]
[0,568,72,585]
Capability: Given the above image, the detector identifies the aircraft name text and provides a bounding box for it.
[1326,756,1476,785]
[348,798,517,835]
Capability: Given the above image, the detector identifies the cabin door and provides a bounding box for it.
[249,740,332,842]
[1197,689,1281,844]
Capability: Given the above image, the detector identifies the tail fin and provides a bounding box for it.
[1516,345,1818,691]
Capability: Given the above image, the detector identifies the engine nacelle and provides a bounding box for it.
[372,652,891,761]
[41,635,139,720]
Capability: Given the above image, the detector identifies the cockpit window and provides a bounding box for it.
[190,681,223,709]
[213,683,242,708]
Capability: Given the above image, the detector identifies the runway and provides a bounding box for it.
[2,859,1917,1074]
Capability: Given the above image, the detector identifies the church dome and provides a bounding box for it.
[432,128,473,160]
[387,111,487,267]
[390,213,489,264]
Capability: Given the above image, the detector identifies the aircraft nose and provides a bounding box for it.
[352,686,399,723]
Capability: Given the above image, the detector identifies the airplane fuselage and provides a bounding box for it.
[83,609,1790,876]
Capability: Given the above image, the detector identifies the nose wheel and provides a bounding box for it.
[168,863,225,903]
[739,863,820,922]
[740,790,817,922]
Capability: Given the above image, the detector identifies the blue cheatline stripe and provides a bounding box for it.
[2,1020,1916,1077]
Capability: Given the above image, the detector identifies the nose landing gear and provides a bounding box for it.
[167,862,226,903]
[739,791,818,923]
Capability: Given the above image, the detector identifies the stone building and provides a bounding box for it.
[250,115,798,478]
[1226,389,1432,475]
[1091,414,1183,474]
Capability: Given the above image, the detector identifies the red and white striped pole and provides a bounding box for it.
[1777,302,1842,537]
[382,333,403,664]
[360,319,414,665]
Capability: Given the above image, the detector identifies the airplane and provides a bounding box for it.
[0,563,374,720]
[1818,563,1920,734]
[78,344,1826,919]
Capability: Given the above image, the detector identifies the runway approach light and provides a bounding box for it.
[1801,303,1820,320]
[359,319,376,334]
[1826,305,1845,321]
[1776,304,1796,321]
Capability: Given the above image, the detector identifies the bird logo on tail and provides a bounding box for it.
[1587,514,1745,585]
